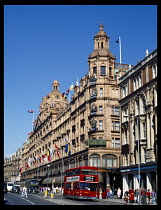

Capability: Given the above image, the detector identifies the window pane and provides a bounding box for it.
[113,159,116,167]
[100,66,106,74]
[107,158,112,167]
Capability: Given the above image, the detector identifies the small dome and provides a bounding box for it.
[53,80,59,84]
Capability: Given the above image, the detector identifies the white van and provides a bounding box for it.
[7,182,14,191]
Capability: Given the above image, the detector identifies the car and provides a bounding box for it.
[27,186,39,194]
[4,182,8,193]
[11,186,20,193]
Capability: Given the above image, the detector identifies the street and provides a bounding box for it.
[4,192,124,205]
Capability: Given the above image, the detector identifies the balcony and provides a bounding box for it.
[85,139,106,147]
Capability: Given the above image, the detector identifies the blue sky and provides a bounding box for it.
[4,5,157,157]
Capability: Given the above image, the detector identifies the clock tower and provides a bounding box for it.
[88,23,116,79]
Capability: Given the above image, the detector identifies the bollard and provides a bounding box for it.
[51,191,54,198]
[44,190,48,198]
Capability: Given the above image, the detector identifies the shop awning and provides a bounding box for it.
[42,178,55,184]
[42,176,64,184]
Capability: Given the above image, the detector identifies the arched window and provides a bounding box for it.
[90,154,100,167]
[102,154,117,167]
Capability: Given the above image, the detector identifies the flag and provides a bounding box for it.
[47,150,50,162]
[33,155,37,164]
[28,131,33,136]
[42,152,47,162]
[65,88,70,96]
[28,157,31,167]
[55,144,60,158]
[116,38,119,43]
[38,153,42,163]
[64,137,77,152]
[65,140,71,156]
[19,166,23,173]
[50,147,54,158]
[62,92,65,98]
[28,110,34,113]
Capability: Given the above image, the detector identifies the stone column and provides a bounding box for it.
[122,174,128,197]
[146,172,152,191]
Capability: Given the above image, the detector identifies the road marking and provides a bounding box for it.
[9,193,35,205]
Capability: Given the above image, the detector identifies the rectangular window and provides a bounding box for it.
[100,66,106,75]
[100,88,103,97]
[93,67,97,74]
[99,106,103,114]
[112,121,120,131]
[142,122,146,138]
[107,158,112,167]
[122,86,126,97]
[112,137,120,148]
[152,63,157,78]
[112,106,119,115]
[99,120,103,130]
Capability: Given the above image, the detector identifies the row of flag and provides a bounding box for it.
[62,83,74,99]
[19,138,75,173]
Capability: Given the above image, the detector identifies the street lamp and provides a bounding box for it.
[123,115,141,205]
[47,164,50,194]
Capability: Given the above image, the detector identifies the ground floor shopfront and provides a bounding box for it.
[120,163,157,196]
[21,148,122,193]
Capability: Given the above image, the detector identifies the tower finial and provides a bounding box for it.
[99,22,104,31]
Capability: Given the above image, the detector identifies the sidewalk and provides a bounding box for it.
[37,192,157,205]
[99,197,157,205]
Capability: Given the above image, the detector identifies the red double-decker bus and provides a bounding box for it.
[63,166,98,200]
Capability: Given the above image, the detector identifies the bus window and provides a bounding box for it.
[80,183,97,191]
[65,183,71,189]
[82,169,98,175]
[74,183,79,189]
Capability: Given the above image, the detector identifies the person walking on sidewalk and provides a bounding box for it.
[147,189,151,204]
[124,191,129,204]
[141,188,147,205]
[151,189,156,204]
[117,188,121,199]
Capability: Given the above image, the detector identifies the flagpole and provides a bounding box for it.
[119,37,122,64]
[61,146,64,194]
[32,109,34,131]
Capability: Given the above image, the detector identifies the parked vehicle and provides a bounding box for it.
[11,186,20,193]
[4,182,8,193]
[27,186,39,194]
[6,182,14,192]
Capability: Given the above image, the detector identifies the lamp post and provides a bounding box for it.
[123,115,141,205]
[47,164,50,194]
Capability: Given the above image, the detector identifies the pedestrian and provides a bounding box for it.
[134,189,137,203]
[141,188,147,205]
[135,189,139,203]
[124,191,129,204]
[21,185,28,198]
[147,189,151,204]
[99,188,102,199]
[106,189,110,199]
[117,188,121,199]
[151,189,156,204]
[109,189,112,198]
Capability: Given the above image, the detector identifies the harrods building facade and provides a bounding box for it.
[21,23,130,189]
